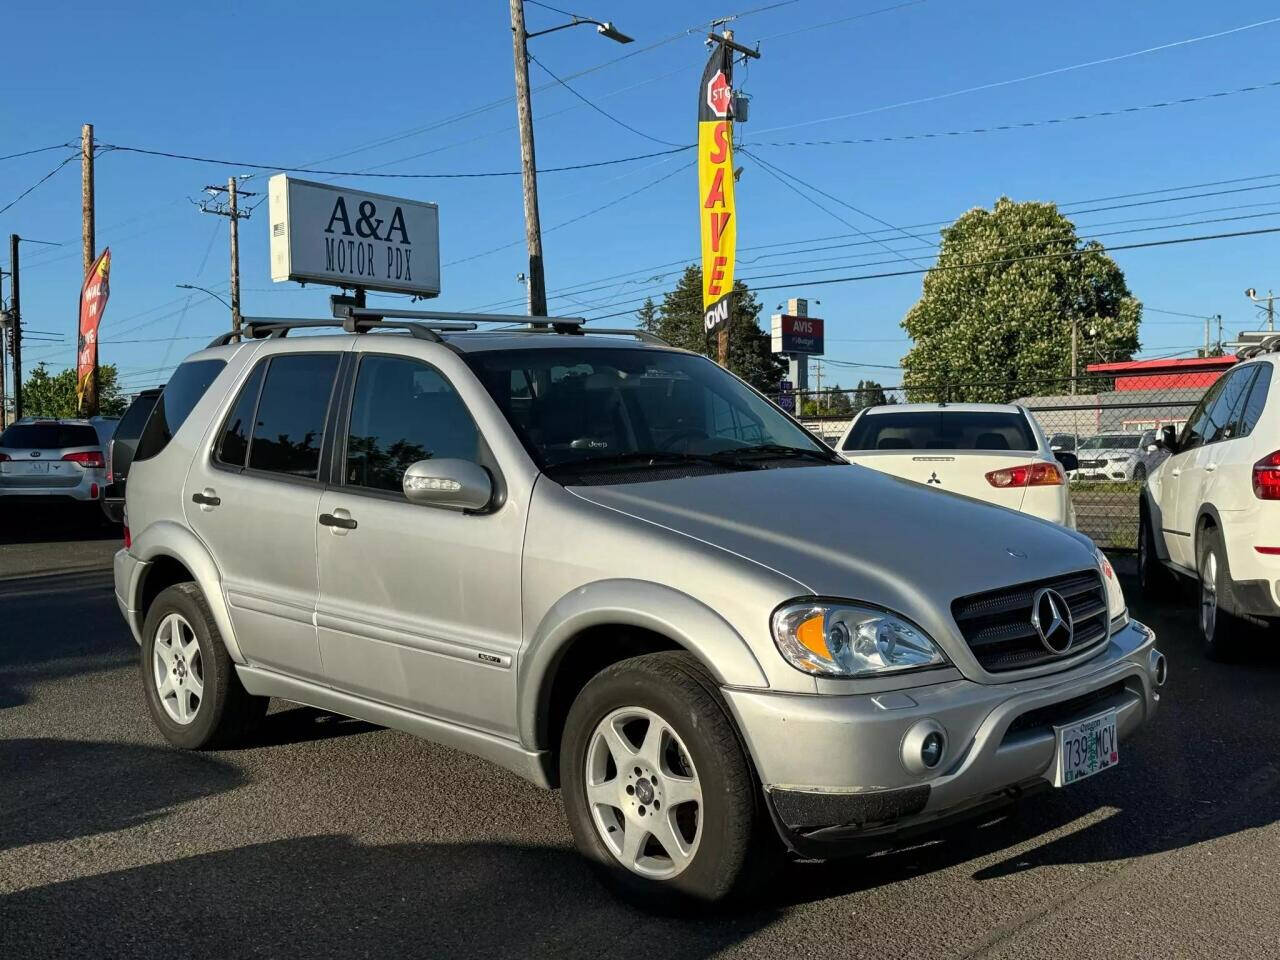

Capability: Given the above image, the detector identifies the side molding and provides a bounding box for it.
[518,579,769,750]
[131,520,246,663]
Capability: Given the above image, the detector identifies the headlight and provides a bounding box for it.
[772,601,948,678]
[1095,547,1127,626]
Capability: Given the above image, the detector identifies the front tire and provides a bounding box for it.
[1138,506,1173,599]
[1198,528,1241,661]
[140,582,267,749]
[560,652,765,907]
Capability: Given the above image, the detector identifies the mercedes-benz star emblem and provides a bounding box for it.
[1030,587,1074,654]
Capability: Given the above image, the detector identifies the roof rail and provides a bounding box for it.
[1232,331,1280,359]
[205,316,476,347]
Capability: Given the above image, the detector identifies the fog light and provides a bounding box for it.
[901,719,947,775]
[920,731,944,768]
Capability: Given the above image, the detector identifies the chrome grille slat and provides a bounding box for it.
[951,569,1108,673]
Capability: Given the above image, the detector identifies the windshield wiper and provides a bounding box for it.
[707,443,843,465]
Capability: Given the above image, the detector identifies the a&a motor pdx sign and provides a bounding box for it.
[268,175,441,297]
[698,42,736,338]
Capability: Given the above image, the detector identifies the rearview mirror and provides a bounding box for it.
[402,459,493,512]
[1158,425,1179,453]
[1053,451,1078,473]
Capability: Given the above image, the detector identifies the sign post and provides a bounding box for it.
[269,176,441,299]
[771,297,824,410]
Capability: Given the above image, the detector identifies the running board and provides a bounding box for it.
[235,665,554,788]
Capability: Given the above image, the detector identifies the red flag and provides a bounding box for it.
[77,248,111,415]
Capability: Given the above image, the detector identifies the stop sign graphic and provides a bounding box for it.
[706,70,731,118]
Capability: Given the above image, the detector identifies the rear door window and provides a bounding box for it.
[1202,366,1255,444]
[134,359,227,462]
[0,423,100,449]
[1237,364,1272,438]
[247,354,341,480]
[843,411,1036,452]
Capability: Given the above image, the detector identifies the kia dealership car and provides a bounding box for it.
[0,418,111,510]
[115,317,1160,905]
[837,403,1077,527]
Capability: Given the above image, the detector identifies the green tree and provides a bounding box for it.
[22,363,128,418]
[801,384,853,417]
[850,379,889,411]
[655,264,787,393]
[900,198,1141,401]
[636,297,659,335]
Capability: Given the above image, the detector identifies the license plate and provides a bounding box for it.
[6,461,51,475]
[1053,709,1118,787]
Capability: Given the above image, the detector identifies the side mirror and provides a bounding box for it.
[1158,425,1179,453]
[402,459,493,512]
[1054,451,1078,473]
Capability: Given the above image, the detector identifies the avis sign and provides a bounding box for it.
[771,314,825,355]
[268,175,441,297]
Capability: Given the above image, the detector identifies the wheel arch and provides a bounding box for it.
[131,520,245,663]
[518,579,769,777]
[1194,502,1224,563]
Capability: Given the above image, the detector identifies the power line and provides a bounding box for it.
[752,15,1280,137]
[755,79,1280,148]
[96,141,693,179]
[0,143,74,162]
[528,53,684,147]
[0,154,77,216]
[1146,306,1216,319]
[757,0,927,41]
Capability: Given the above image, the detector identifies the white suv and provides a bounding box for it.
[1138,350,1277,657]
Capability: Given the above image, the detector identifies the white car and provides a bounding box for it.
[836,403,1076,526]
[1138,349,1278,657]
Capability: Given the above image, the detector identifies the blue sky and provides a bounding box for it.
[6,0,1280,395]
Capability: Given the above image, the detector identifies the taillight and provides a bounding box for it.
[1253,451,1280,499]
[122,524,131,548]
[986,462,1063,488]
[0,452,9,462]
[62,450,105,469]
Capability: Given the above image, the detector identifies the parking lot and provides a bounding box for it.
[3,506,1280,959]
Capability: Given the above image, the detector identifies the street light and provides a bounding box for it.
[509,0,633,318]
[1246,287,1275,331]
[176,283,232,311]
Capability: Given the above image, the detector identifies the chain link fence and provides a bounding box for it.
[789,366,1228,550]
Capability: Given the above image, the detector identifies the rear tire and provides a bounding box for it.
[140,582,267,749]
[1198,527,1242,661]
[559,651,769,909]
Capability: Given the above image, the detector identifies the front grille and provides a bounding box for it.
[1078,459,1104,469]
[1003,680,1128,739]
[951,569,1109,673]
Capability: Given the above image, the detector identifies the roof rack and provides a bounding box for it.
[1231,331,1280,359]
[204,306,668,348]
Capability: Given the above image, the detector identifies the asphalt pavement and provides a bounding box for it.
[2,509,1280,959]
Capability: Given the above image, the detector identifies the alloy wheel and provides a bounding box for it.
[152,612,204,725]
[1200,550,1218,642]
[584,706,703,880]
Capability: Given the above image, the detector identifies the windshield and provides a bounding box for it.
[1080,434,1140,450]
[463,347,828,474]
[842,410,1036,452]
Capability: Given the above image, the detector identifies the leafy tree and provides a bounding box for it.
[655,264,787,393]
[21,363,128,418]
[850,379,890,411]
[801,385,853,417]
[636,297,659,335]
[900,198,1141,401]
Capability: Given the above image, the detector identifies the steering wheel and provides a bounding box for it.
[659,430,710,452]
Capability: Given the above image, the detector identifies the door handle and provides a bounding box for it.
[1204,463,1218,473]
[319,512,357,530]
[1171,468,1181,477]
[191,490,221,507]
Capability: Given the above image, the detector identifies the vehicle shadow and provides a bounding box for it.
[0,833,779,959]
[0,502,118,545]
[0,738,244,853]
[231,704,380,750]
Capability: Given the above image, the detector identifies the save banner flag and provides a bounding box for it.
[76,248,111,415]
[698,43,736,338]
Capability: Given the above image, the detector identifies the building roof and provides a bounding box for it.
[1085,355,1235,375]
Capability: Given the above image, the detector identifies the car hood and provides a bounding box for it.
[1079,447,1137,459]
[565,463,1098,646]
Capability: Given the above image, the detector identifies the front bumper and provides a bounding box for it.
[723,618,1161,855]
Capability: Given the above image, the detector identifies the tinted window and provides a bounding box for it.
[1049,433,1076,451]
[1238,364,1272,437]
[134,359,227,462]
[465,348,822,470]
[1179,375,1227,452]
[0,423,99,449]
[1080,434,1141,450]
[215,362,266,468]
[344,355,479,493]
[1203,367,1254,444]
[115,392,160,441]
[843,410,1035,452]
[247,354,340,479]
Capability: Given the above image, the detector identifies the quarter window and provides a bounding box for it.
[247,354,341,479]
[1179,376,1228,452]
[1237,364,1272,438]
[1203,367,1255,444]
[134,359,227,462]
[344,355,479,494]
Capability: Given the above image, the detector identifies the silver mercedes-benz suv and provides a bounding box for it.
[114,314,1165,905]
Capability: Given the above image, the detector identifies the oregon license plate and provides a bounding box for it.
[1053,710,1118,787]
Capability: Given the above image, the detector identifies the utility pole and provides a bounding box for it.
[1217,314,1224,353]
[507,1,632,318]
[1204,315,1211,356]
[9,234,21,421]
[509,0,546,318]
[1246,287,1276,331]
[1069,318,1079,395]
[82,124,95,277]
[0,273,7,429]
[197,178,255,341]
